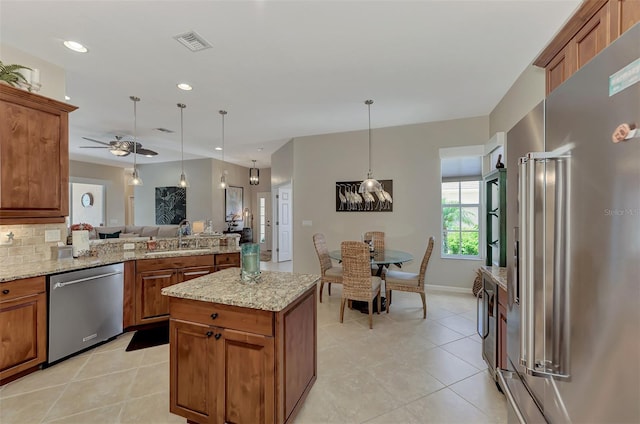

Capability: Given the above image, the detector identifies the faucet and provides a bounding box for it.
[178,219,190,248]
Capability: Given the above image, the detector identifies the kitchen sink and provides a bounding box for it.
[144,248,211,257]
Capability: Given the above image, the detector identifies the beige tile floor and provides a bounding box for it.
[0,266,506,424]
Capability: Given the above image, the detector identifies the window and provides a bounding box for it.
[259,197,266,244]
[442,180,480,258]
[439,146,483,259]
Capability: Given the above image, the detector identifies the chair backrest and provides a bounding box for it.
[418,237,435,286]
[341,241,373,294]
[364,231,385,252]
[312,233,333,275]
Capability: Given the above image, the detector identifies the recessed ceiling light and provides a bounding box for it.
[215,147,223,151]
[63,40,88,53]
[257,147,264,152]
[64,95,71,101]
[177,83,192,91]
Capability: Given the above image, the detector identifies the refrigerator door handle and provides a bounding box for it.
[518,157,529,368]
[524,156,536,372]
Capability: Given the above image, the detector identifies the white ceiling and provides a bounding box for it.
[0,0,580,169]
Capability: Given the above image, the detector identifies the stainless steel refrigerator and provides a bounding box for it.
[499,23,640,423]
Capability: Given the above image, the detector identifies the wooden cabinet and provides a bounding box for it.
[134,255,215,325]
[536,0,640,95]
[0,276,47,382]
[497,285,508,370]
[484,169,506,267]
[214,252,240,271]
[168,284,317,424]
[0,85,77,224]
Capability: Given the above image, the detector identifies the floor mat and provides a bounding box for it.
[125,323,169,352]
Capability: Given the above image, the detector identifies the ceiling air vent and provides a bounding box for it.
[173,31,212,52]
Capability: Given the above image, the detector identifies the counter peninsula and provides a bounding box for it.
[162,268,319,424]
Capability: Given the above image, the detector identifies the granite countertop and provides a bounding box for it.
[0,246,241,283]
[162,268,320,312]
[481,265,507,291]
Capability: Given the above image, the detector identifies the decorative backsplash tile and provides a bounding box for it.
[0,223,68,265]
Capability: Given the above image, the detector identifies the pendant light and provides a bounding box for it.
[177,103,189,187]
[128,96,143,186]
[358,99,383,195]
[249,159,259,185]
[219,110,228,189]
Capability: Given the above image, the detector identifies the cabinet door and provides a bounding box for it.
[217,328,275,424]
[169,320,218,424]
[136,269,177,323]
[215,252,240,272]
[609,0,640,40]
[0,293,47,380]
[546,44,574,95]
[573,5,609,70]
[179,266,215,282]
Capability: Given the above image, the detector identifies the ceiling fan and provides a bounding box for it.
[80,136,158,157]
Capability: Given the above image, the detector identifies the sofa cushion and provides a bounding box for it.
[125,225,143,235]
[119,233,139,238]
[99,231,121,239]
[157,225,179,238]
[140,226,159,238]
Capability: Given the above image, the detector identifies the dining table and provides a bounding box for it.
[328,248,414,277]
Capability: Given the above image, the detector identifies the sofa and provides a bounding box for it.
[91,225,180,240]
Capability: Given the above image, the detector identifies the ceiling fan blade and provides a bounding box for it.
[81,137,112,146]
[136,148,158,156]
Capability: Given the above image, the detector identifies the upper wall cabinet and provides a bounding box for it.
[535,0,640,95]
[0,85,77,224]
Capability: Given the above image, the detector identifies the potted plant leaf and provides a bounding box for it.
[0,60,32,88]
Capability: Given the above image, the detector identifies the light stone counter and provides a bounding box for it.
[161,268,320,312]
[0,246,241,283]
[481,265,508,291]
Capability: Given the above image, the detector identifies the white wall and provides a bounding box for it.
[69,160,127,226]
[287,116,489,289]
[1,43,66,101]
[271,140,294,188]
[70,183,104,227]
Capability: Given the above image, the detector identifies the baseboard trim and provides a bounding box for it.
[425,284,472,294]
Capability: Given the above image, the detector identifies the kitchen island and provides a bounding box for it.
[162,268,319,424]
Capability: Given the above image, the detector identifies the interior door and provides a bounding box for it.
[276,185,292,262]
[257,192,272,254]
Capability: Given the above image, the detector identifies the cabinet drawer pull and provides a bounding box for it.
[206,331,213,338]
[2,289,9,295]
[214,333,222,340]
[210,313,219,320]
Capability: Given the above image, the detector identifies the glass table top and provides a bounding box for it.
[329,249,413,265]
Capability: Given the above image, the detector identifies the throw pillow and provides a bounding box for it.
[99,231,121,239]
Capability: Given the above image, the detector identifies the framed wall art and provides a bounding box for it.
[225,186,244,222]
[155,186,187,224]
[335,180,393,212]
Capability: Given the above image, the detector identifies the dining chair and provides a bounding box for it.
[340,241,382,329]
[312,233,343,302]
[364,231,385,275]
[384,236,435,319]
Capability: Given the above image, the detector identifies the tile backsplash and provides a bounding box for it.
[0,223,68,265]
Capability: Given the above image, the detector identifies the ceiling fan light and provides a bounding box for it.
[111,149,129,157]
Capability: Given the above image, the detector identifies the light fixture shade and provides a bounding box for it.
[249,160,259,185]
[128,169,143,186]
[179,172,189,188]
[111,149,129,157]
[358,176,382,193]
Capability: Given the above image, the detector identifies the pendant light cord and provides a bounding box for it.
[220,110,227,162]
[366,99,373,178]
[179,104,185,173]
[130,96,140,171]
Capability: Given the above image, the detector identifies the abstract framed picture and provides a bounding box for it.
[225,186,244,222]
[155,186,187,224]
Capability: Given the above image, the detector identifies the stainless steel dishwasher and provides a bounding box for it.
[48,263,124,363]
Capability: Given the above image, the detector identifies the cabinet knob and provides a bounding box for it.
[210,313,219,320]
[214,333,222,340]
[2,289,9,295]
[206,331,213,338]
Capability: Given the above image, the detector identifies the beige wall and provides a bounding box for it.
[69,160,127,227]
[288,116,489,289]
[271,140,294,188]
[134,158,256,233]
[1,43,66,101]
